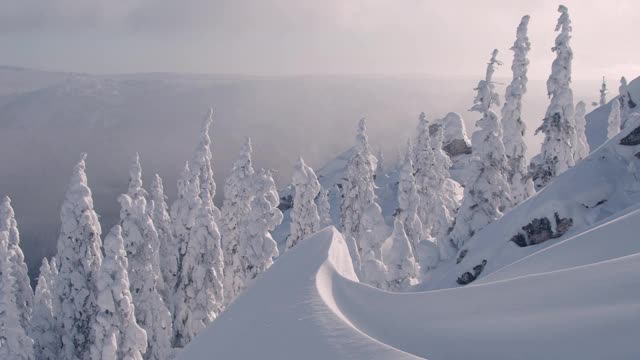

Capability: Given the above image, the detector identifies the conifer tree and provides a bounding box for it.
[0,196,33,331]
[574,101,590,161]
[600,77,607,106]
[501,15,535,205]
[619,77,637,130]
[220,138,255,306]
[384,219,417,291]
[31,258,58,360]
[149,174,178,304]
[90,226,147,360]
[53,154,103,360]
[531,5,577,190]
[287,157,321,250]
[0,231,34,360]
[317,188,332,228]
[191,109,219,218]
[396,152,423,254]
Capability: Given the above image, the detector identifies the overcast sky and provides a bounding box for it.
[1,0,638,80]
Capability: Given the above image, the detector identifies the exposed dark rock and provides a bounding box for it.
[582,199,607,209]
[456,249,468,264]
[510,212,573,247]
[443,138,472,157]
[277,194,293,212]
[620,126,640,146]
[635,152,640,159]
[456,260,487,285]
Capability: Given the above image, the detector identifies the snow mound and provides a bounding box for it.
[180,218,640,359]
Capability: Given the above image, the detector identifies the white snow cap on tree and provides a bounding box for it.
[356,117,378,172]
[173,173,224,348]
[220,137,255,306]
[54,153,103,360]
[0,231,34,360]
[607,98,621,140]
[384,219,418,291]
[396,152,423,255]
[119,155,172,359]
[531,5,577,190]
[619,77,637,130]
[358,202,388,265]
[413,113,437,233]
[501,15,535,205]
[149,174,178,304]
[600,77,607,106]
[239,169,282,288]
[574,101,590,161]
[191,109,219,217]
[471,49,502,117]
[91,225,147,360]
[449,51,512,250]
[31,258,58,360]
[317,188,332,228]
[287,157,321,250]
[0,196,33,331]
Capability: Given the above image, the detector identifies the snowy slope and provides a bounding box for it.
[180,221,640,360]
[586,75,640,151]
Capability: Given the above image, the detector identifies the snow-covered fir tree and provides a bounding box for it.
[358,203,387,265]
[149,174,178,304]
[531,5,577,190]
[341,120,377,258]
[619,76,637,130]
[238,169,282,287]
[501,15,535,205]
[376,148,385,179]
[384,219,418,291]
[191,109,219,218]
[0,231,34,360]
[574,101,590,161]
[448,51,512,250]
[427,124,458,260]
[396,152,423,254]
[413,113,438,235]
[600,77,607,106]
[53,153,103,360]
[173,173,224,347]
[119,156,172,359]
[90,225,147,360]
[220,138,255,306]
[287,157,321,250]
[607,98,621,139]
[0,196,33,331]
[31,258,58,360]
[317,188,332,228]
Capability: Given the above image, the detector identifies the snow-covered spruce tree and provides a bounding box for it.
[396,152,423,254]
[413,113,438,235]
[574,101,590,161]
[607,98,621,140]
[600,77,607,107]
[317,188,332,228]
[384,219,418,292]
[119,156,171,360]
[173,174,224,347]
[427,124,457,260]
[0,231,34,360]
[531,5,577,190]
[90,225,147,360]
[149,174,178,304]
[501,15,535,205]
[448,51,512,250]
[220,138,255,306]
[0,196,33,331]
[54,153,103,360]
[619,77,637,130]
[358,203,387,264]
[31,258,58,360]
[287,157,321,250]
[191,109,219,218]
[376,148,385,179]
[238,169,282,288]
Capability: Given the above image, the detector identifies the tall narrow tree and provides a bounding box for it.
[448,51,511,250]
[619,77,637,130]
[220,138,255,306]
[607,99,621,140]
[31,259,58,360]
[0,231,34,360]
[149,174,178,304]
[191,109,219,218]
[53,154,103,360]
[0,196,33,331]
[574,101,590,161]
[384,219,418,292]
[531,5,577,190]
[599,77,607,106]
[317,188,332,228]
[396,152,423,254]
[501,15,535,205]
[90,225,147,360]
[287,157,321,250]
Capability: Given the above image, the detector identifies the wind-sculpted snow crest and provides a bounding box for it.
[180,223,640,360]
